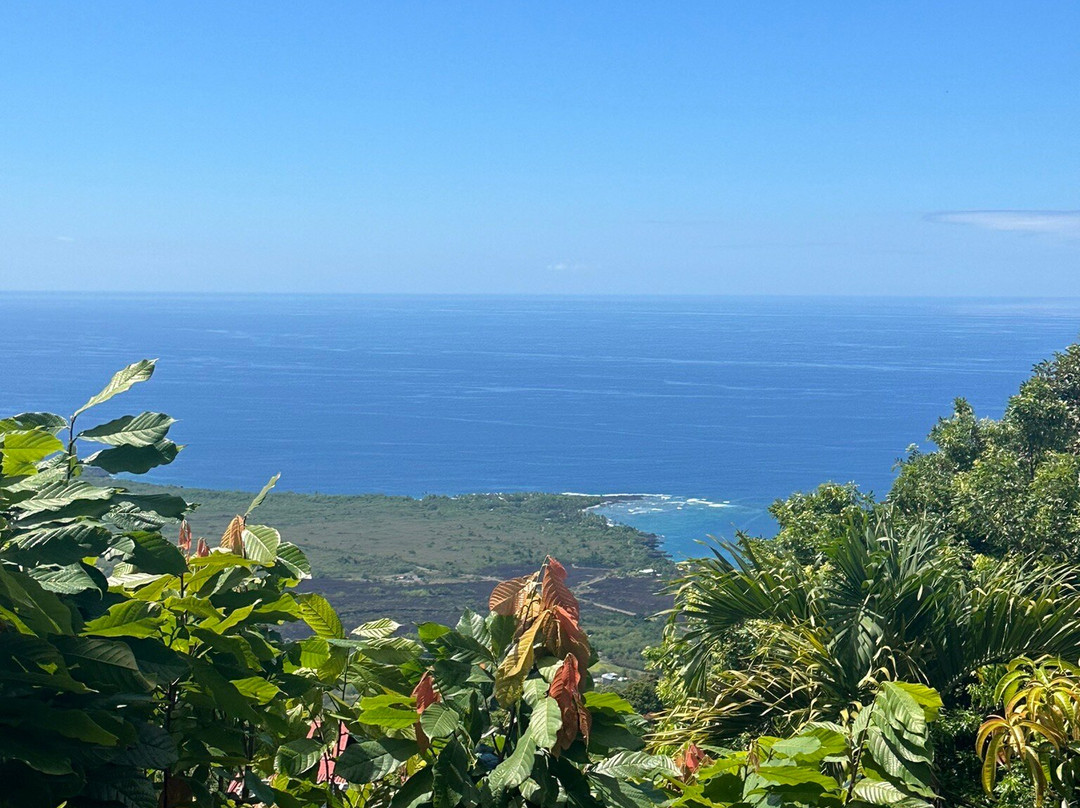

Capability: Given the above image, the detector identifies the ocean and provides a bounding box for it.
[3,294,1078,558]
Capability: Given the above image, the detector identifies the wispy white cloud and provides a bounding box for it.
[547,261,589,272]
[56,235,75,242]
[926,210,1080,235]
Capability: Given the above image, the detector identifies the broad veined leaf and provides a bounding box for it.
[14,479,113,517]
[231,676,281,704]
[113,492,190,519]
[528,696,564,749]
[335,738,415,784]
[57,636,151,692]
[488,728,538,793]
[357,694,421,729]
[242,523,280,563]
[87,439,181,475]
[583,691,636,715]
[79,412,175,447]
[1,428,64,476]
[297,593,344,639]
[1,412,67,435]
[245,472,280,516]
[548,654,590,754]
[275,737,325,776]
[31,562,107,596]
[590,751,680,780]
[275,541,312,579]
[74,359,156,418]
[0,564,75,635]
[120,531,188,576]
[83,600,162,638]
[489,573,536,616]
[419,703,461,740]
[4,523,111,566]
[352,617,400,638]
[495,612,549,707]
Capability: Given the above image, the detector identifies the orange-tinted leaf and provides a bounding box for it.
[489,573,536,616]
[195,538,210,558]
[495,612,549,707]
[412,671,442,753]
[548,654,590,754]
[178,519,192,556]
[675,742,710,780]
[541,558,579,620]
[413,671,441,713]
[220,515,246,556]
[542,605,592,669]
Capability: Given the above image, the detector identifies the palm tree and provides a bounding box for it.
[660,515,1080,740]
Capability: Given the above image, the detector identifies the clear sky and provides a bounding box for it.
[2,2,1078,295]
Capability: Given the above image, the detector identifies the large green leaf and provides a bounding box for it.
[527,697,563,749]
[245,472,280,516]
[1,428,64,476]
[357,694,420,729]
[275,737,325,776]
[83,600,162,638]
[242,524,281,564]
[590,751,680,780]
[31,562,107,596]
[297,592,344,639]
[352,617,401,638]
[112,492,190,520]
[0,564,75,635]
[1,412,67,435]
[14,479,113,517]
[87,439,180,474]
[3,523,112,566]
[488,729,538,793]
[74,359,156,418]
[119,531,187,576]
[335,738,415,784]
[79,412,175,447]
[231,676,281,704]
[419,703,461,740]
[275,541,312,579]
[57,636,151,691]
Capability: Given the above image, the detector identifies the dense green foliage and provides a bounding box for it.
[653,343,1080,807]
[890,345,1080,558]
[670,682,943,808]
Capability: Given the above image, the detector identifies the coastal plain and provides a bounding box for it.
[132,483,675,669]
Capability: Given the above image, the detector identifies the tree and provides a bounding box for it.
[655,516,1080,742]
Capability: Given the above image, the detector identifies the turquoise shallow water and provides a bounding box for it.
[3,294,1079,558]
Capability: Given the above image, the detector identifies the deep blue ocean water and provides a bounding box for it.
[3,294,1079,558]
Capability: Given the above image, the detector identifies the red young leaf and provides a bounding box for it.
[195,538,210,558]
[675,742,710,780]
[548,654,591,755]
[541,557,579,620]
[542,605,592,669]
[220,515,246,556]
[411,671,441,753]
[489,573,536,616]
[178,519,192,556]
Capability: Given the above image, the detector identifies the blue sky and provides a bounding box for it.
[1,2,1078,295]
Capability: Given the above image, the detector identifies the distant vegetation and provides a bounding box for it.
[7,347,1080,807]
[127,484,674,669]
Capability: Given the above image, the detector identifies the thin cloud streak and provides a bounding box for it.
[926,210,1080,235]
